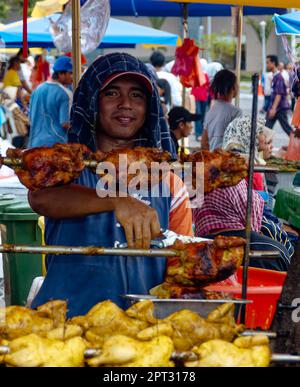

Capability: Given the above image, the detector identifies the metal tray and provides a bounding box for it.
[123,295,252,319]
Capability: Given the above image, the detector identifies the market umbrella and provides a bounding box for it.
[0,15,180,48]
[162,0,297,7]
[273,10,300,35]
[32,0,69,18]
[109,0,285,16]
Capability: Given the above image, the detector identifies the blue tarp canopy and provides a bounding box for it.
[0,15,179,48]
[110,0,286,17]
[274,10,300,35]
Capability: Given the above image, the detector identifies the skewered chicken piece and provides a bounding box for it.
[183,148,248,193]
[137,302,244,352]
[150,236,246,299]
[1,144,247,193]
[69,300,150,348]
[185,335,271,367]
[86,334,175,367]
[0,300,82,340]
[3,333,86,367]
[5,144,105,191]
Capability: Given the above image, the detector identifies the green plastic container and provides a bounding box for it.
[0,200,43,306]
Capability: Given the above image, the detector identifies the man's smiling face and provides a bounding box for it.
[98,74,148,140]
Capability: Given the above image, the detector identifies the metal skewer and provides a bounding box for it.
[1,156,273,173]
[0,244,281,258]
[0,345,299,364]
[1,157,99,169]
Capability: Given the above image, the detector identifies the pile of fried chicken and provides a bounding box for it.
[2,144,248,193]
[0,299,271,367]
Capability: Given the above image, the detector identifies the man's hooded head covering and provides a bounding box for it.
[69,52,176,158]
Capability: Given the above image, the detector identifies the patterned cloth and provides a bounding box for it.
[222,114,265,158]
[193,179,265,237]
[69,52,177,158]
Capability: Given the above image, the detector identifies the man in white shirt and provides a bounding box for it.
[150,51,182,107]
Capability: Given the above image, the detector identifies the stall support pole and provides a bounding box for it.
[72,0,81,90]
[22,0,29,59]
[235,5,243,108]
[240,73,259,324]
[180,2,189,151]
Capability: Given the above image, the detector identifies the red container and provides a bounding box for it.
[206,267,287,330]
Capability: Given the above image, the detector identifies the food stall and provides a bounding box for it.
[1,0,299,369]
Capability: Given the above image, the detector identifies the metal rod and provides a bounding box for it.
[235,6,243,108]
[241,73,260,325]
[1,345,299,364]
[271,354,300,363]
[0,244,177,257]
[242,331,277,339]
[0,244,280,259]
[1,157,99,169]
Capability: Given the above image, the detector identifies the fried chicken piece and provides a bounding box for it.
[0,305,54,340]
[185,335,271,367]
[150,283,231,299]
[187,148,248,193]
[97,146,172,188]
[86,334,174,367]
[137,303,244,351]
[36,300,67,327]
[164,236,245,289]
[4,334,86,367]
[69,300,149,346]
[7,143,92,191]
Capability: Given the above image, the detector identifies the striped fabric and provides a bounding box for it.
[193,179,265,237]
[69,52,177,158]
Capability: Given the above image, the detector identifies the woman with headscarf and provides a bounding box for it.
[29,53,193,316]
[193,115,292,271]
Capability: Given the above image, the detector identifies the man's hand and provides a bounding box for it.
[294,128,300,138]
[268,107,276,119]
[113,196,161,249]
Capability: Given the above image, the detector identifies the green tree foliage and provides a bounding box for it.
[201,32,236,68]
[0,0,35,21]
[245,16,274,45]
[148,17,166,31]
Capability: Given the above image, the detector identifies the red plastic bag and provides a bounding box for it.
[285,132,300,161]
[171,38,206,88]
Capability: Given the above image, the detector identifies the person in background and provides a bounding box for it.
[168,106,201,154]
[261,71,273,113]
[16,48,32,95]
[278,61,290,89]
[206,61,223,84]
[156,78,172,115]
[191,71,210,142]
[2,57,22,89]
[30,53,50,90]
[150,51,182,107]
[28,56,73,148]
[265,55,293,137]
[201,69,242,150]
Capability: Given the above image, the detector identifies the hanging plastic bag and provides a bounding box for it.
[285,131,300,162]
[49,0,110,55]
[171,38,206,88]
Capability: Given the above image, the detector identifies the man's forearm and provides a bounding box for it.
[28,184,117,219]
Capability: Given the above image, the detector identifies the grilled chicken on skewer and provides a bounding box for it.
[0,144,248,193]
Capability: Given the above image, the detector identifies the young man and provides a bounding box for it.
[150,51,182,107]
[28,56,73,148]
[168,106,201,154]
[265,55,293,137]
[28,53,193,316]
